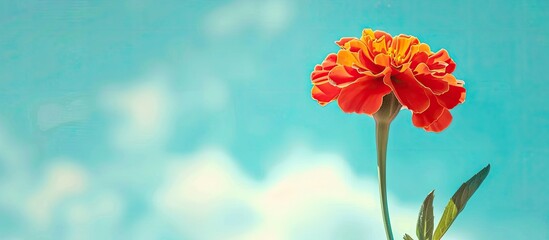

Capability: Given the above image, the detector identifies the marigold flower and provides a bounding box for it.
[311,29,466,132]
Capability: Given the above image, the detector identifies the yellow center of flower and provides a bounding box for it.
[387,47,405,66]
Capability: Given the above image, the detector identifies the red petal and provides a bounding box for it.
[427,49,450,65]
[424,109,453,132]
[412,92,445,127]
[410,51,429,70]
[328,65,362,87]
[427,49,456,73]
[321,54,338,69]
[311,54,338,84]
[437,84,466,109]
[384,70,430,113]
[374,30,392,41]
[312,82,341,106]
[415,74,450,95]
[358,50,384,74]
[311,68,329,84]
[337,78,391,115]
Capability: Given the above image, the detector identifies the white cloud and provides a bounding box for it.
[25,160,88,227]
[154,146,421,240]
[0,129,475,240]
[100,71,174,151]
[23,161,125,239]
[63,192,125,240]
[203,0,293,37]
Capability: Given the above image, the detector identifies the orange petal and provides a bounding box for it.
[441,74,458,85]
[337,77,391,115]
[344,39,368,53]
[424,109,453,132]
[416,43,431,54]
[436,84,466,109]
[384,70,430,113]
[391,35,416,57]
[361,29,392,47]
[361,29,375,41]
[414,62,431,75]
[374,54,391,66]
[336,50,360,66]
[328,65,362,87]
[336,37,355,47]
[412,92,445,127]
[312,82,341,106]
[370,35,389,53]
[373,30,392,42]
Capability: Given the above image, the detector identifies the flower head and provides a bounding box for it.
[311,29,466,132]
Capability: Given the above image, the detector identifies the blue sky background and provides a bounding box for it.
[0,0,548,239]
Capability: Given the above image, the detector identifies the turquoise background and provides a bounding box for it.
[0,0,547,239]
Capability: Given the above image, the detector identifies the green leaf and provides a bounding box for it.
[416,190,435,240]
[433,164,491,240]
[404,233,415,240]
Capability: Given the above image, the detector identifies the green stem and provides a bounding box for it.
[372,93,401,240]
[376,120,394,240]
